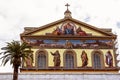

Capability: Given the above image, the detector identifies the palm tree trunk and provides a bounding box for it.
[13,66,19,80]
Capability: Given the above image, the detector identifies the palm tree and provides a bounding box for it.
[0,40,33,80]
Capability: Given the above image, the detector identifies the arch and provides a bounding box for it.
[35,49,48,69]
[63,49,77,69]
[91,50,104,69]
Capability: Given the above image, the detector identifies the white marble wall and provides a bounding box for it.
[0,73,120,80]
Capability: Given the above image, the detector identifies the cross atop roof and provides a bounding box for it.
[64,3,72,18]
[65,3,70,10]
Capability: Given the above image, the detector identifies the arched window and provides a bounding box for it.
[92,51,104,69]
[64,51,76,69]
[93,53,101,68]
[37,51,47,69]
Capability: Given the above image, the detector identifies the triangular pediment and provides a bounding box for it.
[21,18,115,37]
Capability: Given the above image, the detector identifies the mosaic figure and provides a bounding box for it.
[65,40,73,48]
[76,27,87,36]
[63,23,74,35]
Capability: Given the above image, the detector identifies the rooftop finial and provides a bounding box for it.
[64,3,72,18]
[65,3,70,10]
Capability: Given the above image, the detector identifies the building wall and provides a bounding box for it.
[28,49,115,67]
[21,21,117,71]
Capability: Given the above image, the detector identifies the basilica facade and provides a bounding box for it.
[20,4,119,73]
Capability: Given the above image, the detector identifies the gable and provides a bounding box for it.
[32,23,103,36]
[22,18,115,37]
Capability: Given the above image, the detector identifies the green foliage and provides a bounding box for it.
[0,40,33,67]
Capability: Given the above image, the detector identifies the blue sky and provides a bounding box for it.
[0,0,120,72]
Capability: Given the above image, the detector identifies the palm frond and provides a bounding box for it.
[3,56,11,66]
[1,55,11,66]
[0,40,33,67]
